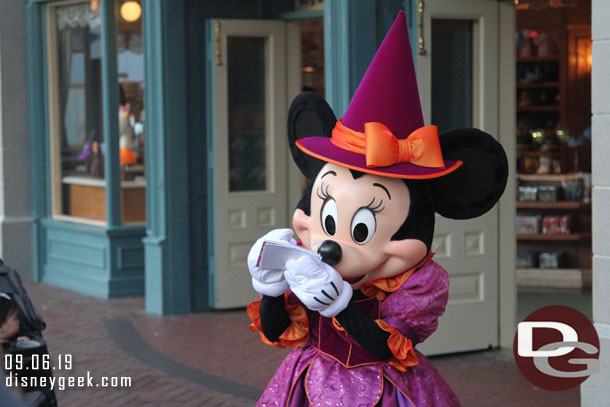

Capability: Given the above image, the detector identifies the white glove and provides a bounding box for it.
[284,256,352,318]
[247,228,296,296]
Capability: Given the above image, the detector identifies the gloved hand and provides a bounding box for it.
[284,255,352,318]
[247,228,296,296]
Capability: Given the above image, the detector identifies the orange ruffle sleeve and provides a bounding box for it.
[375,319,419,372]
[247,297,309,349]
[361,252,434,300]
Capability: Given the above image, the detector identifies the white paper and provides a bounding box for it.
[256,241,321,270]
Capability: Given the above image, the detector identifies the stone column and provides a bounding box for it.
[581,0,610,404]
[0,0,31,281]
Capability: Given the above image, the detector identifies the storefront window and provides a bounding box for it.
[47,1,105,223]
[47,0,145,225]
[300,19,325,96]
[116,0,146,224]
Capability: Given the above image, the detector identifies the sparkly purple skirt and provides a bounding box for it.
[258,345,460,407]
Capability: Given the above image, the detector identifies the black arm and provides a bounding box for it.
[335,302,393,361]
[260,295,291,342]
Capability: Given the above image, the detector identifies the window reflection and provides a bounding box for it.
[49,2,106,222]
[116,0,146,224]
[228,37,267,192]
[431,19,474,133]
[47,1,145,224]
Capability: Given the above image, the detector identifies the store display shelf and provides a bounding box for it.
[517,56,560,63]
[516,233,591,241]
[517,268,591,289]
[517,105,560,112]
[522,151,560,157]
[517,81,560,88]
[516,201,591,209]
[517,174,567,182]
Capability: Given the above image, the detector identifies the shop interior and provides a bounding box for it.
[294,1,595,321]
[52,0,145,225]
[514,0,592,320]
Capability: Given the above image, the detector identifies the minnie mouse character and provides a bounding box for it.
[247,11,508,407]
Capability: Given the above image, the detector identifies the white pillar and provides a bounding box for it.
[581,0,610,404]
[0,0,32,280]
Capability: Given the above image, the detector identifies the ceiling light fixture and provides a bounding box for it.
[120,1,141,23]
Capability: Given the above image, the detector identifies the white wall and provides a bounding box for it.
[581,0,610,404]
[0,0,32,280]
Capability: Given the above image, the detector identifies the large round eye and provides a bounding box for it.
[321,199,338,236]
[351,208,376,244]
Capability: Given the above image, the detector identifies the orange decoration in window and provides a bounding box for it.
[120,147,138,167]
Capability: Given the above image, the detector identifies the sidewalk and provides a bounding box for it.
[19,282,579,407]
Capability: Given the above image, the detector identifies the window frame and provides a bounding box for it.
[44,0,145,227]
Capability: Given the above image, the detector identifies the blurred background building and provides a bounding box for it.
[0,0,607,404]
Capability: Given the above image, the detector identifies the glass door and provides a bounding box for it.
[415,0,502,355]
[207,19,297,308]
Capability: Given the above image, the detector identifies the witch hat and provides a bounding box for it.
[296,11,462,179]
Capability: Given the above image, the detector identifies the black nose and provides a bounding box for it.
[318,240,342,265]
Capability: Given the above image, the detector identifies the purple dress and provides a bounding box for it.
[252,260,460,407]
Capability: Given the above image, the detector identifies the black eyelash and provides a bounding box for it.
[316,182,332,201]
[365,197,385,214]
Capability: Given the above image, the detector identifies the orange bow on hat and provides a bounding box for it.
[331,120,446,169]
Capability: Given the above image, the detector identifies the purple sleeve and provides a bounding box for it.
[380,260,450,345]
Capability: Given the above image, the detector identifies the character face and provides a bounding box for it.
[293,163,428,289]
[0,312,20,341]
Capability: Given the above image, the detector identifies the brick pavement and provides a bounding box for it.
[15,282,580,407]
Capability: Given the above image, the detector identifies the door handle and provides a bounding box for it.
[215,20,222,66]
[417,0,426,56]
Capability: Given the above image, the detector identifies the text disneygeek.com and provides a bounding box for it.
[5,371,132,391]
[4,353,131,391]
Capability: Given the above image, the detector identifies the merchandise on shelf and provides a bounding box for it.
[517,251,539,268]
[518,185,538,201]
[542,215,572,235]
[539,251,566,269]
[516,215,541,235]
[561,173,591,202]
[537,185,560,202]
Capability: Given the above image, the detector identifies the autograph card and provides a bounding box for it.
[256,241,321,270]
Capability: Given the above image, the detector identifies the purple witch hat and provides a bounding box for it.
[296,11,462,179]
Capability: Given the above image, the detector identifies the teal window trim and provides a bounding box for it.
[27,1,49,281]
[27,0,147,288]
[27,2,50,220]
[186,19,209,311]
[324,0,376,116]
[41,218,108,237]
[406,0,417,67]
[40,217,144,239]
[204,19,217,309]
[29,0,139,230]
[278,10,324,20]
[142,0,191,314]
[142,0,170,313]
[142,0,165,241]
[324,0,350,115]
[100,0,122,228]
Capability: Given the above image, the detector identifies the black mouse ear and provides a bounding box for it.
[429,128,508,220]
[288,91,337,179]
